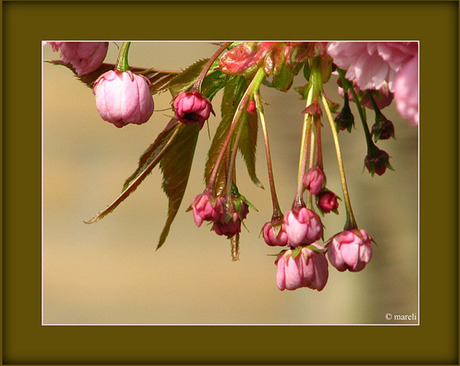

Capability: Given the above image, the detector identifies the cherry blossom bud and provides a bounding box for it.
[364,149,392,176]
[173,92,214,130]
[93,70,154,128]
[283,207,323,247]
[56,42,108,76]
[303,166,326,195]
[317,191,339,214]
[262,220,289,247]
[247,99,256,114]
[276,244,329,291]
[191,193,223,227]
[328,229,373,272]
[213,199,249,238]
[371,114,395,141]
[334,100,355,133]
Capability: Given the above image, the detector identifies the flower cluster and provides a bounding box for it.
[45,41,418,292]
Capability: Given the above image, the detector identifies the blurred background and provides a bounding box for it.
[42,42,418,325]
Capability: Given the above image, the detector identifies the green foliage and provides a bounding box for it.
[168,59,208,97]
[46,60,179,94]
[157,123,200,249]
[272,63,295,92]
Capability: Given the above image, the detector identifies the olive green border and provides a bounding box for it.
[3,1,458,365]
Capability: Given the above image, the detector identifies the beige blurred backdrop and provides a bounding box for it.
[42,42,418,325]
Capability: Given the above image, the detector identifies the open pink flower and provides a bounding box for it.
[93,70,154,128]
[394,54,419,125]
[328,229,373,272]
[276,244,328,291]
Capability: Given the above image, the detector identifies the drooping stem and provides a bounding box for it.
[193,42,233,92]
[293,87,314,211]
[254,92,282,219]
[207,67,266,191]
[115,42,131,72]
[225,118,245,210]
[321,93,357,230]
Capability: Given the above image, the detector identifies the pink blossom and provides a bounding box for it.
[317,191,339,213]
[50,42,108,76]
[173,92,214,130]
[44,41,63,52]
[262,221,289,247]
[303,166,326,195]
[338,82,394,110]
[191,193,223,227]
[93,70,154,128]
[283,208,323,247]
[327,229,373,272]
[327,42,416,92]
[394,54,419,125]
[276,244,329,291]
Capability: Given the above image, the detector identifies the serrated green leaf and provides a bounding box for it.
[168,59,209,97]
[85,119,180,224]
[205,76,247,195]
[201,70,229,101]
[157,123,200,249]
[46,60,179,94]
[238,109,264,189]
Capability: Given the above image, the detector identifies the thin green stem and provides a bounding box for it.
[254,92,282,218]
[225,119,245,210]
[207,67,266,191]
[115,42,131,72]
[321,93,357,230]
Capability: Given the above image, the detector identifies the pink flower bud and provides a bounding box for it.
[317,191,339,213]
[54,42,108,76]
[262,221,288,247]
[303,166,326,195]
[173,92,213,130]
[283,208,323,247]
[93,70,154,128]
[213,211,242,238]
[327,229,373,272]
[276,244,329,291]
[191,193,223,227]
[364,149,391,176]
[247,99,256,114]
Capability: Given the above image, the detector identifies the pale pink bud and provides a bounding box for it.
[262,221,288,247]
[57,42,108,75]
[276,244,329,291]
[93,70,154,128]
[283,208,323,247]
[328,229,373,272]
[173,92,213,130]
[191,193,223,227]
[303,166,326,195]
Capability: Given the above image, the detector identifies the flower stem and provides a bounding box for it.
[115,42,131,72]
[207,67,266,190]
[293,86,314,211]
[225,118,245,209]
[254,92,282,219]
[321,93,357,230]
[193,42,232,92]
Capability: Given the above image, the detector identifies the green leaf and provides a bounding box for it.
[85,119,179,224]
[46,60,179,94]
[168,59,209,97]
[201,70,229,101]
[204,76,247,195]
[271,63,294,92]
[238,109,264,189]
[157,123,200,249]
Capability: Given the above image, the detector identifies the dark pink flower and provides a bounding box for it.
[303,166,326,195]
[51,42,108,76]
[364,149,391,176]
[276,244,329,291]
[327,229,373,272]
[173,92,213,130]
[317,191,339,213]
[93,70,154,128]
[283,208,323,247]
[213,199,249,238]
[191,193,223,227]
[262,220,289,247]
[394,54,419,125]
